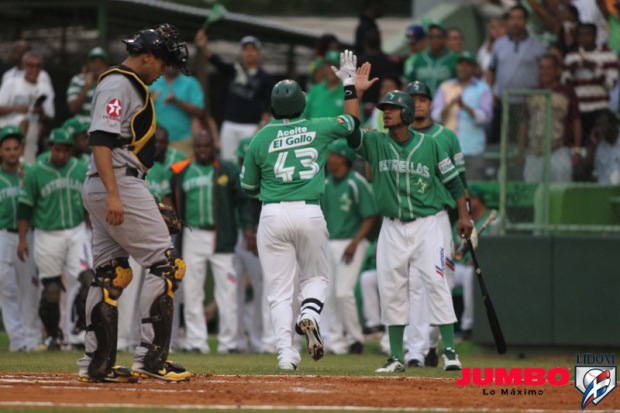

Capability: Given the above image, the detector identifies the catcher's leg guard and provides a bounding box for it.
[73,269,94,335]
[39,276,63,341]
[87,258,133,380]
[141,249,187,376]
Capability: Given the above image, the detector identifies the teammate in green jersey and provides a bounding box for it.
[336,52,472,372]
[17,127,90,351]
[321,139,378,355]
[0,125,40,352]
[240,77,361,370]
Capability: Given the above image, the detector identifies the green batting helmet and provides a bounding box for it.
[377,90,415,124]
[406,81,432,99]
[271,80,306,118]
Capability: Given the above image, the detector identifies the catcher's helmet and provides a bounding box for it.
[405,81,432,99]
[377,90,415,124]
[271,80,306,118]
[123,23,189,75]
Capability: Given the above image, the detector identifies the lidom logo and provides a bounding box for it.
[575,353,616,410]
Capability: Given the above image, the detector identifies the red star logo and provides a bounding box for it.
[106,99,122,117]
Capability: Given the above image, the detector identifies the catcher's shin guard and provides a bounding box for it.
[39,276,63,339]
[87,258,133,380]
[73,269,94,335]
[141,249,186,372]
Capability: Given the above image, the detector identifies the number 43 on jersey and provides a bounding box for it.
[274,148,319,182]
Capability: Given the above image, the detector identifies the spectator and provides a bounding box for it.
[518,55,582,183]
[562,23,619,141]
[573,0,609,46]
[431,52,493,180]
[150,67,205,157]
[402,25,427,84]
[0,51,55,164]
[527,1,581,56]
[597,0,620,52]
[358,28,400,105]
[477,18,507,78]
[354,0,386,56]
[404,22,459,96]
[302,50,345,118]
[170,131,254,354]
[587,110,620,184]
[0,126,40,352]
[1,40,53,90]
[67,47,109,123]
[195,32,272,161]
[487,5,546,144]
[446,27,465,54]
[309,34,342,88]
[321,139,377,355]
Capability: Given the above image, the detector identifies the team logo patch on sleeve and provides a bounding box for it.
[105,99,122,118]
[438,158,455,174]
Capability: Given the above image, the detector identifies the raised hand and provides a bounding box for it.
[355,62,379,94]
[331,50,357,86]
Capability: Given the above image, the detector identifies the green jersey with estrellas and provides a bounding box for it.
[240,115,357,202]
[352,128,459,220]
[0,165,30,230]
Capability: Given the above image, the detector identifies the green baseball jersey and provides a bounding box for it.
[404,50,458,95]
[359,240,377,272]
[241,115,357,202]
[146,161,173,199]
[413,123,466,210]
[353,129,459,220]
[37,151,90,167]
[19,157,87,230]
[0,165,30,230]
[164,147,187,169]
[321,170,378,239]
[181,161,215,228]
[302,81,345,119]
[66,73,96,121]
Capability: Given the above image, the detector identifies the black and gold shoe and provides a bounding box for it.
[132,360,191,382]
[78,365,138,383]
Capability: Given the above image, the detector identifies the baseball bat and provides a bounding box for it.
[455,210,497,260]
[467,238,507,355]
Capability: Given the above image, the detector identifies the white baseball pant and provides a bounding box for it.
[454,263,475,331]
[257,201,329,368]
[219,121,258,162]
[359,269,381,330]
[324,238,368,354]
[0,229,40,351]
[182,228,237,354]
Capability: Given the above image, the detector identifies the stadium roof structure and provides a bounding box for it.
[0,0,353,49]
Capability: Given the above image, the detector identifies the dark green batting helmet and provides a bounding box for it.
[406,81,432,99]
[377,90,415,124]
[271,80,306,118]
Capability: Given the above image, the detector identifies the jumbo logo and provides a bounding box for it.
[455,368,571,386]
[269,128,316,153]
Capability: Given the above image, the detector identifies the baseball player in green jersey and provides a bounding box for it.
[240,78,362,370]
[17,127,89,351]
[37,117,92,165]
[336,52,472,372]
[404,80,470,368]
[0,125,40,352]
[321,139,378,355]
[77,24,191,383]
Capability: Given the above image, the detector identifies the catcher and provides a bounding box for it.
[77,23,191,383]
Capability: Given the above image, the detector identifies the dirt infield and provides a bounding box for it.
[1,373,619,411]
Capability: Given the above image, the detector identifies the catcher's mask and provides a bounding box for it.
[123,23,189,75]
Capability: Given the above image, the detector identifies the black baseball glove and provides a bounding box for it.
[154,196,183,235]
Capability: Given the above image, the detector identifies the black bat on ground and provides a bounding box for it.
[467,238,507,355]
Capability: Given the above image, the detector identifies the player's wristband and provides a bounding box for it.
[344,85,357,101]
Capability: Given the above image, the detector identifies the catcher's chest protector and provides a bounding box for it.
[98,67,157,169]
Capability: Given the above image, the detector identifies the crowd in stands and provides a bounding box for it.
[1,0,620,362]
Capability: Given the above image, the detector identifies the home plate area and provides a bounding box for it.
[0,373,618,411]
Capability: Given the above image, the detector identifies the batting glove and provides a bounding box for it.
[469,220,479,249]
[331,50,357,86]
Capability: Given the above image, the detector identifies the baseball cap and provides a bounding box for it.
[235,137,252,159]
[324,49,341,66]
[87,46,108,61]
[457,51,477,64]
[240,36,262,50]
[329,139,357,162]
[62,117,90,137]
[406,25,426,45]
[48,127,73,146]
[0,125,23,144]
[425,19,447,33]
[406,81,432,99]
[468,185,485,202]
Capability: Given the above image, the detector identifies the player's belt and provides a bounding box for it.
[90,167,146,180]
[388,217,416,223]
[263,200,319,205]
